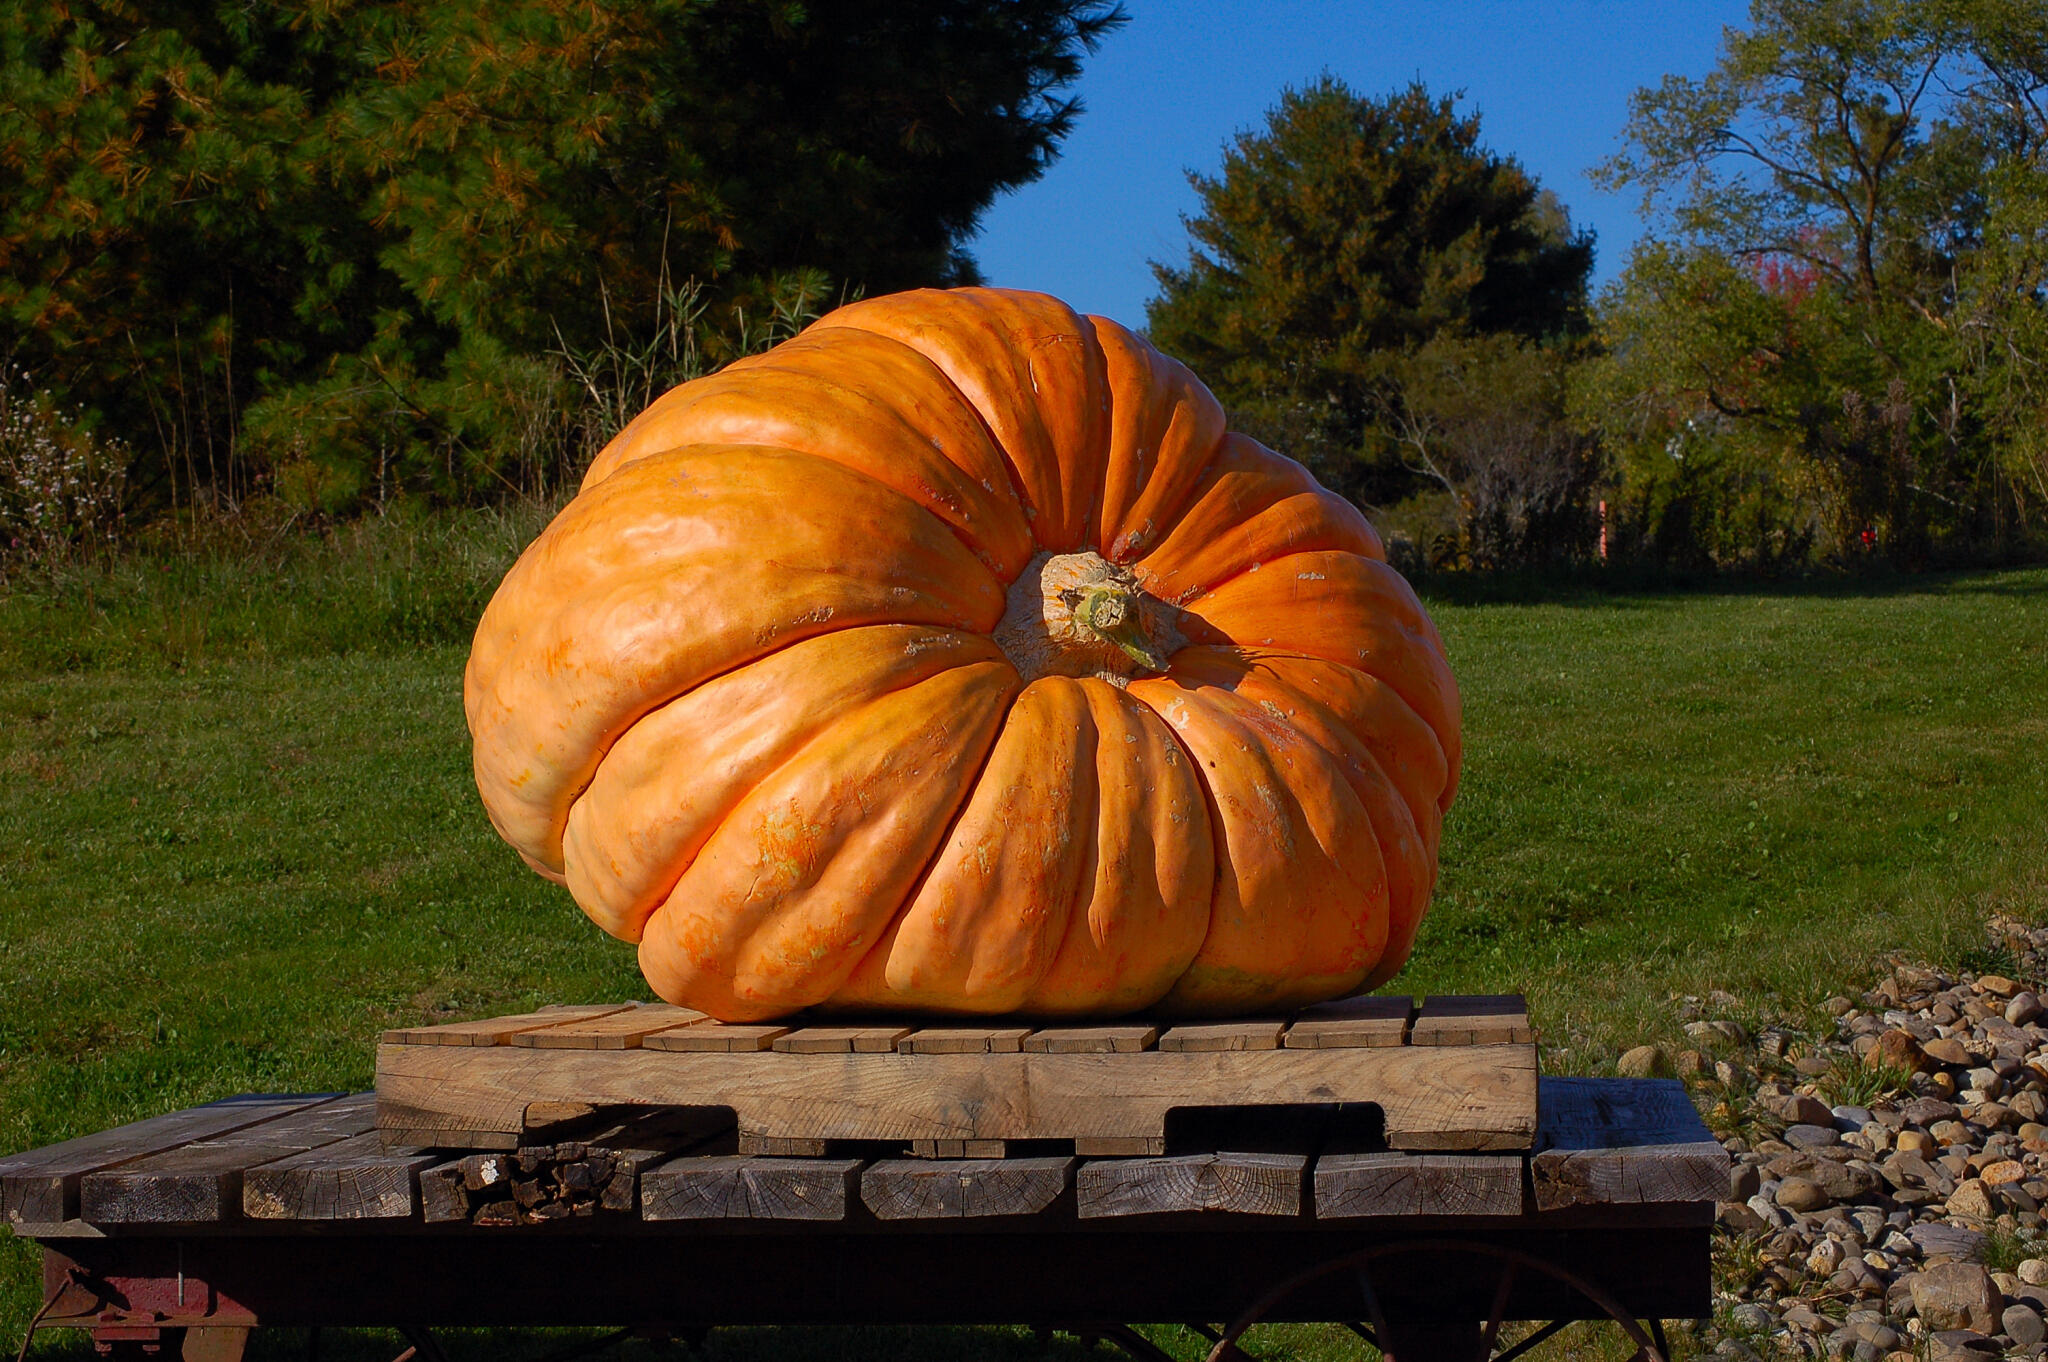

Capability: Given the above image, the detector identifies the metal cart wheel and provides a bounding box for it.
[1201,1238,1670,1362]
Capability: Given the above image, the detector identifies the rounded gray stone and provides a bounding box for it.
[1728,1302,1774,1335]
[2006,1303,2047,1349]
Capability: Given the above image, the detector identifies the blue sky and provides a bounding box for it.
[968,0,1754,329]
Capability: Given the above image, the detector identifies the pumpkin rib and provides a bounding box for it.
[1163,648,1433,991]
[1129,673,1391,1015]
[1088,314,1232,564]
[820,664,1026,1013]
[1020,676,1215,1015]
[833,675,1098,1014]
[561,625,1013,944]
[1134,432,1386,606]
[778,312,1039,572]
[636,658,1021,1021]
[466,443,1005,871]
[810,288,1112,556]
[578,332,1036,580]
[1176,549,1462,803]
[1171,646,1453,831]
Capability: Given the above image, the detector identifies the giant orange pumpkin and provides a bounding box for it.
[465,287,1460,1021]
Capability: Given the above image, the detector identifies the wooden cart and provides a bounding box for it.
[2,998,1725,1362]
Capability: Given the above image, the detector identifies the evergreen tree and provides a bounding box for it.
[0,0,1124,509]
[1145,78,1593,506]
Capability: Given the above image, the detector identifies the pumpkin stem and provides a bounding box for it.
[994,550,1184,686]
[1073,586,1171,672]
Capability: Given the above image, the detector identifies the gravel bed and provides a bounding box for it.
[1665,915,2048,1360]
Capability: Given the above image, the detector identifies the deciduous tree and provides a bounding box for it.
[1590,0,2047,566]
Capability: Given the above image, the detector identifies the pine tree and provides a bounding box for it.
[0,0,1125,509]
[1145,78,1592,504]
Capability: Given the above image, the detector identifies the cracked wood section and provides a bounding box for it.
[0,1094,333,1225]
[1077,1153,1306,1218]
[374,1041,1537,1152]
[1315,1152,1525,1218]
[861,1157,1074,1219]
[640,1157,861,1221]
[1531,1077,1727,1211]
[82,1096,371,1224]
[243,1133,437,1221]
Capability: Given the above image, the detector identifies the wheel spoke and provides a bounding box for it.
[1343,1320,1382,1351]
[1647,1318,1671,1362]
[1474,1261,1518,1362]
[1354,1265,1397,1360]
[1095,1324,1181,1362]
[1490,1318,1571,1362]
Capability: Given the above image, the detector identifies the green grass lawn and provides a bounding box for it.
[2,517,2044,1359]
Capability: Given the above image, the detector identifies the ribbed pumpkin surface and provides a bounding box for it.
[465,287,1461,1021]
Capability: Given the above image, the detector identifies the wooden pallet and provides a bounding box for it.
[0,1077,1720,1235]
[373,994,1539,1155]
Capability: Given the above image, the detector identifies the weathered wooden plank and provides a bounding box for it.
[1411,995,1532,1046]
[898,1026,1034,1055]
[1531,1077,1727,1211]
[1283,996,1412,1049]
[640,1157,860,1221]
[1157,1021,1286,1052]
[861,1157,1073,1220]
[1020,1025,1160,1053]
[773,1026,913,1054]
[82,1095,372,1224]
[381,1004,635,1047]
[381,1127,519,1152]
[1077,1153,1306,1218]
[243,1132,436,1221]
[419,1155,489,1223]
[510,1005,707,1049]
[377,1040,1538,1152]
[0,1094,335,1225]
[642,1023,788,1053]
[598,1116,721,1214]
[1315,1152,1526,1218]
